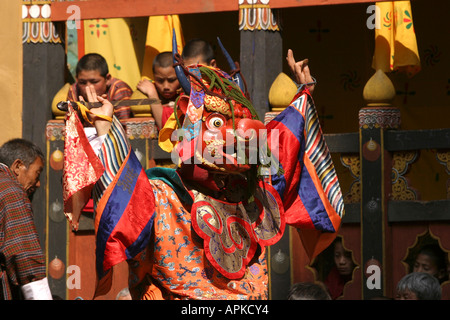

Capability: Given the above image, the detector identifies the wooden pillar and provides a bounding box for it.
[23,41,66,248]
[22,2,66,295]
[239,0,282,120]
[359,70,399,299]
[45,120,67,299]
[239,1,287,299]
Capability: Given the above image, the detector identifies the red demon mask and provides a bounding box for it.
[171,64,266,174]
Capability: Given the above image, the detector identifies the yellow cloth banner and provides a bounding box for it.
[84,18,142,89]
[372,1,421,77]
[1,0,22,143]
[141,15,185,80]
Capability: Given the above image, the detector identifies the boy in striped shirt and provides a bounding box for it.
[68,53,133,120]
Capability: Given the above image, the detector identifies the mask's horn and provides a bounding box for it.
[173,29,191,94]
[217,37,245,93]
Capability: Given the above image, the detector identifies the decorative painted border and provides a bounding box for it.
[122,118,158,140]
[46,120,66,141]
[46,118,158,141]
[391,151,419,201]
[341,154,361,204]
[359,107,401,129]
[22,0,62,43]
[436,150,450,199]
[239,0,280,31]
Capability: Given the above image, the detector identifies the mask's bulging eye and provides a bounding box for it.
[213,118,223,127]
[206,114,226,131]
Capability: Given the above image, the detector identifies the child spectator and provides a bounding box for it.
[136,52,180,130]
[323,237,355,299]
[413,244,448,284]
[137,39,217,130]
[68,53,133,120]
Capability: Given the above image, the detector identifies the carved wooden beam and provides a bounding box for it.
[50,0,387,21]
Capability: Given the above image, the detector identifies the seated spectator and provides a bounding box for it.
[68,53,133,120]
[137,39,218,130]
[413,244,448,284]
[288,282,331,300]
[396,272,441,300]
[181,38,217,67]
[137,52,180,130]
[323,237,355,299]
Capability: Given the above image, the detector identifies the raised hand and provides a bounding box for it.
[81,85,114,135]
[137,78,159,100]
[286,49,315,94]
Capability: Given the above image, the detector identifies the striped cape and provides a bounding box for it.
[91,118,155,296]
[266,90,344,259]
[94,125,155,278]
[63,113,155,297]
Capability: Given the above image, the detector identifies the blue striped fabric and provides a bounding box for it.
[93,117,130,212]
[291,93,345,219]
[266,91,345,258]
[92,117,155,280]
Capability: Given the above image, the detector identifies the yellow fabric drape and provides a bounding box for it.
[372,1,421,77]
[84,18,142,89]
[158,110,182,153]
[141,15,185,80]
[1,0,22,143]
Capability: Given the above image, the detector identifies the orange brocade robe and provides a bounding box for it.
[127,178,269,300]
[83,117,278,300]
[82,89,345,300]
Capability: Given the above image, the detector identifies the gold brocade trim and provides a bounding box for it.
[436,150,450,173]
[391,151,419,200]
[392,151,417,174]
[344,181,361,204]
[436,150,450,199]
[341,154,360,178]
[204,94,232,116]
[341,154,360,204]
[391,177,416,201]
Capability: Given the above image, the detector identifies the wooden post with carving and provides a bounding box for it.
[359,69,399,299]
[238,0,288,299]
[239,0,282,120]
